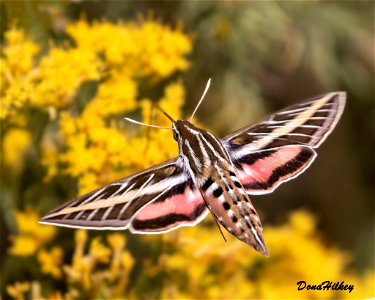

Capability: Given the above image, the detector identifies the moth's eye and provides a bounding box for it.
[173,131,179,141]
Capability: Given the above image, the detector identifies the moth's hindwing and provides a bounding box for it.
[130,183,208,234]
[233,145,317,195]
[225,92,345,194]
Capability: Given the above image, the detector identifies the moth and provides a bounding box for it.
[40,80,346,256]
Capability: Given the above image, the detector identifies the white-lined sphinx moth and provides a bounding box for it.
[40,88,346,256]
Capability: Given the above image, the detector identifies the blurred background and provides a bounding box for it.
[1,1,373,299]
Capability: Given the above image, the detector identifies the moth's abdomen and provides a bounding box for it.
[199,165,268,256]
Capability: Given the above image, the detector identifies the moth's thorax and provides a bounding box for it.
[173,120,232,179]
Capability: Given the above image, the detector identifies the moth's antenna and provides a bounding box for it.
[152,103,176,123]
[163,111,176,123]
[124,117,172,129]
[190,78,211,122]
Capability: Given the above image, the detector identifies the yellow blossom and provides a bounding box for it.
[1,27,39,86]
[30,47,102,108]
[9,235,39,257]
[67,19,191,78]
[65,230,92,291]
[73,229,87,263]
[6,281,30,300]
[38,247,64,279]
[343,270,375,299]
[107,233,126,251]
[2,128,31,169]
[289,209,316,235]
[10,210,56,256]
[120,251,134,272]
[85,73,138,117]
[46,292,64,300]
[107,233,127,278]
[89,237,111,263]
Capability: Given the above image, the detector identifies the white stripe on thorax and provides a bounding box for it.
[207,131,232,162]
[184,139,202,172]
[199,134,227,162]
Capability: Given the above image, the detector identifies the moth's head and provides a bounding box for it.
[172,120,198,142]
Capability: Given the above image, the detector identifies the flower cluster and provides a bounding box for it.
[7,216,134,299]
[9,210,56,257]
[7,210,374,299]
[1,19,189,194]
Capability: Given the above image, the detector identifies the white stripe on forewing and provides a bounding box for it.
[265,116,333,125]
[118,174,155,217]
[111,182,130,197]
[74,186,106,208]
[72,187,108,220]
[73,181,130,221]
[247,132,319,138]
[101,183,136,221]
[87,207,101,221]
[232,94,333,154]
[267,124,322,129]
[275,101,332,115]
[45,173,186,219]
[276,106,311,115]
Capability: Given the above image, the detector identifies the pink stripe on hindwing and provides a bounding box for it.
[235,146,316,194]
[130,186,208,233]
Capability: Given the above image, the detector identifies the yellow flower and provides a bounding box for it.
[73,229,87,263]
[38,247,64,279]
[78,171,100,195]
[46,292,64,300]
[0,78,34,120]
[6,281,30,300]
[67,19,191,78]
[2,128,31,169]
[107,233,127,278]
[14,210,56,243]
[107,233,126,251]
[289,209,316,235]
[1,27,102,120]
[89,237,111,263]
[120,251,135,272]
[2,27,39,74]
[0,28,32,119]
[30,47,101,108]
[10,210,56,256]
[343,270,375,299]
[9,235,38,257]
[85,73,138,117]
